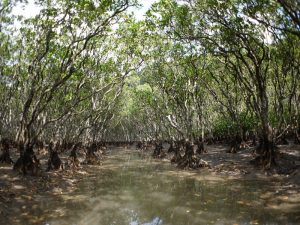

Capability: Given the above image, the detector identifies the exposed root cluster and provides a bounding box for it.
[13,144,41,176]
[152,142,166,159]
[47,142,63,171]
[177,154,210,169]
[171,141,210,170]
[82,143,102,165]
[195,141,207,154]
[226,135,242,153]
[250,140,277,170]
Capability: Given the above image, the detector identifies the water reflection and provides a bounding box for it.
[130,216,162,225]
[16,149,300,225]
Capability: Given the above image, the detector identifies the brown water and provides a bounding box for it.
[23,149,300,225]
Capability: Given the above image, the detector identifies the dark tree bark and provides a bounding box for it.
[177,140,210,169]
[83,143,101,165]
[0,139,13,164]
[46,142,63,171]
[136,141,142,150]
[250,131,257,147]
[13,142,40,175]
[195,138,206,154]
[294,126,300,145]
[66,143,81,168]
[171,141,182,164]
[167,140,174,153]
[252,127,277,169]
[152,141,165,158]
[227,135,242,153]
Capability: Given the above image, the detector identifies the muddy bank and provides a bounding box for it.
[139,143,300,211]
[141,143,300,181]
[0,146,103,225]
[202,144,300,180]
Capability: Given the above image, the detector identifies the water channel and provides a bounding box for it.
[28,148,300,225]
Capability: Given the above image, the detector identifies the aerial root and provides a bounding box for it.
[177,155,210,170]
[83,151,102,165]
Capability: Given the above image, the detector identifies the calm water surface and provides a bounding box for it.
[35,148,300,225]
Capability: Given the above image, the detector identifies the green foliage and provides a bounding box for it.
[0,0,299,143]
